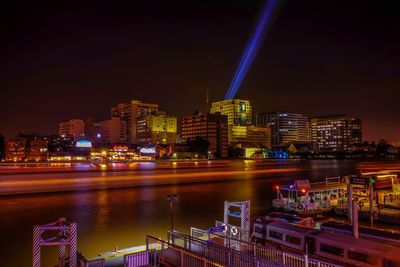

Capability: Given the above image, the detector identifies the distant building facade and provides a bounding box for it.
[229,125,271,148]
[5,138,26,161]
[137,112,177,145]
[84,118,101,141]
[59,119,85,140]
[111,100,159,144]
[48,134,75,153]
[28,139,48,161]
[256,112,309,146]
[99,118,127,144]
[181,112,228,157]
[310,115,362,152]
[210,99,252,126]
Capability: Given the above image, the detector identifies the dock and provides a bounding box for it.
[78,230,342,267]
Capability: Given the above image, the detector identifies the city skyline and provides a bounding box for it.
[1,1,399,141]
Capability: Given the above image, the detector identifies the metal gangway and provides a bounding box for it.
[184,229,344,267]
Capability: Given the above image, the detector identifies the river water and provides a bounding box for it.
[0,159,396,267]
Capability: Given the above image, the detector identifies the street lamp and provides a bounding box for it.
[167,193,178,232]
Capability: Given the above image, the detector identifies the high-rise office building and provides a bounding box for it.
[59,119,85,140]
[256,112,309,146]
[210,99,252,126]
[181,112,228,157]
[310,115,362,152]
[111,100,159,144]
[136,112,177,145]
[99,118,127,144]
[229,125,271,148]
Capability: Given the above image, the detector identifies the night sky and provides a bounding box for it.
[0,1,399,141]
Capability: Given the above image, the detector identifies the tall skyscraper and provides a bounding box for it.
[111,100,159,144]
[210,99,252,125]
[181,112,228,157]
[136,112,177,145]
[59,119,86,140]
[310,115,362,152]
[256,112,309,146]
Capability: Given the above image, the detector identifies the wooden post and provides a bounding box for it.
[369,181,374,228]
[347,181,353,224]
[352,200,359,239]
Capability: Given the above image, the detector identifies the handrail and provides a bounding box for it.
[179,230,344,267]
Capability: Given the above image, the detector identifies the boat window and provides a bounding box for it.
[254,225,264,233]
[268,230,283,240]
[286,235,301,246]
[348,251,377,264]
[384,259,400,267]
[305,236,315,254]
[320,244,344,257]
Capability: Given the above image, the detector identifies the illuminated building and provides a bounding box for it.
[137,112,177,145]
[90,144,138,161]
[5,138,26,161]
[28,139,48,161]
[310,115,362,152]
[59,119,85,140]
[181,112,228,158]
[111,100,159,144]
[229,125,271,148]
[256,112,309,146]
[99,118,127,144]
[210,99,252,126]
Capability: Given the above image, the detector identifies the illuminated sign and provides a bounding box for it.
[393,184,400,194]
[350,176,368,186]
[140,147,156,154]
[75,139,92,148]
[240,103,246,112]
[113,145,129,152]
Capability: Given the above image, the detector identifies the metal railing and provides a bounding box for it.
[146,235,221,267]
[124,250,157,267]
[171,230,343,267]
[77,250,156,267]
[168,231,280,266]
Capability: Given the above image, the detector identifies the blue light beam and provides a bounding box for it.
[225,0,279,100]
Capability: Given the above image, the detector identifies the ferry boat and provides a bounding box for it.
[272,177,347,217]
[251,219,400,267]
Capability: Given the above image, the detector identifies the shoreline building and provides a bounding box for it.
[27,139,48,161]
[136,112,177,145]
[111,100,159,144]
[256,112,309,146]
[210,99,252,126]
[5,138,26,161]
[210,99,254,145]
[310,115,362,152]
[181,112,228,158]
[99,118,127,144]
[229,125,271,148]
[59,119,85,140]
[84,118,101,142]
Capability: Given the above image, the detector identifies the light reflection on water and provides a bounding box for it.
[0,160,398,267]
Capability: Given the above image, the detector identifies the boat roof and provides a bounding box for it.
[321,221,400,241]
[316,231,400,254]
[280,182,347,192]
[267,221,311,233]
